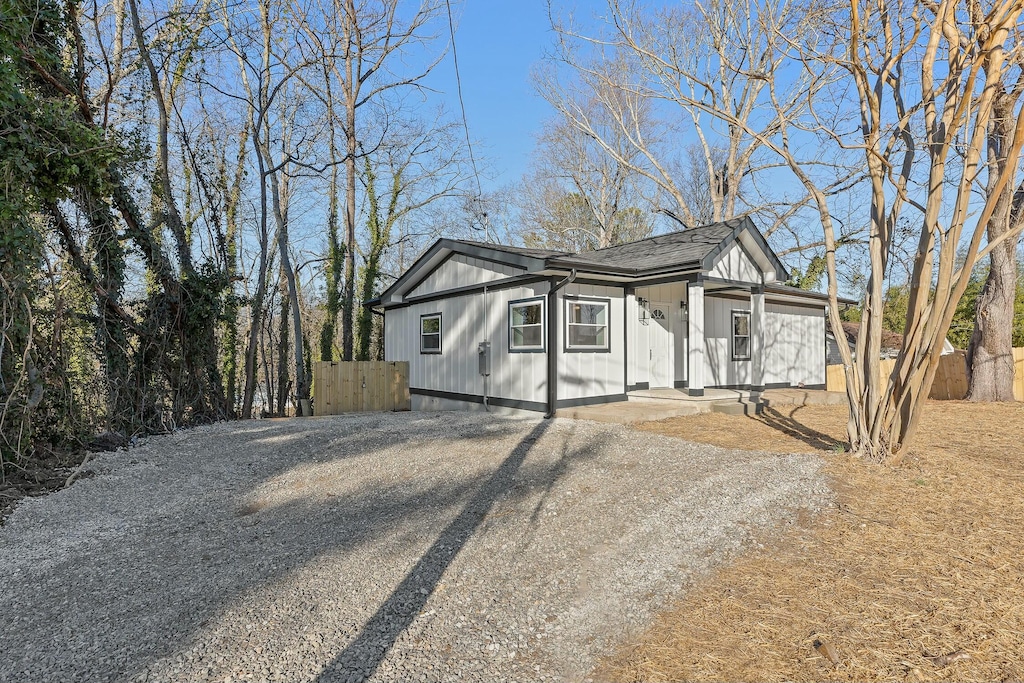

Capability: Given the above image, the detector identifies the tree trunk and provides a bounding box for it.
[967,91,1022,402]
[320,144,342,361]
[275,271,290,416]
[356,253,380,360]
[967,237,1018,400]
[240,147,271,419]
[341,82,357,361]
[222,121,249,415]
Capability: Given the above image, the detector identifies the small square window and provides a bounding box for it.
[510,298,545,352]
[732,310,751,361]
[420,313,441,354]
[566,299,610,351]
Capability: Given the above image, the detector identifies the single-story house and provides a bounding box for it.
[367,217,846,416]
[826,320,955,364]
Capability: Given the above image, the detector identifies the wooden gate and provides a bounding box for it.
[312,361,411,414]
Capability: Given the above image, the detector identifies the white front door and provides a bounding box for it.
[648,302,673,387]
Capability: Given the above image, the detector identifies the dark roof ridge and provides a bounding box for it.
[447,238,572,259]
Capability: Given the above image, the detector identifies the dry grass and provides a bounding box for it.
[598,401,1024,682]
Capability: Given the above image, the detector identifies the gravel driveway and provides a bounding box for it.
[0,412,831,683]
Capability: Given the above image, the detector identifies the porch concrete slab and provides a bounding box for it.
[555,399,701,425]
[559,388,846,425]
[710,400,764,416]
[628,387,755,404]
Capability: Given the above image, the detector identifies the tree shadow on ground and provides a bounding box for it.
[0,412,604,683]
[757,406,846,451]
[313,419,556,682]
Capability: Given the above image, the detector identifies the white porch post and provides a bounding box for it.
[751,287,765,391]
[687,280,705,396]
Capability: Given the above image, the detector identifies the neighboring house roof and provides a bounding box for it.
[828,321,956,356]
[371,217,829,308]
[840,321,905,351]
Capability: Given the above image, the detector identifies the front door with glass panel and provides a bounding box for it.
[648,302,673,387]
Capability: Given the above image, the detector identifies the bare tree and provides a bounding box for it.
[831,0,1024,459]
[222,0,318,417]
[355,114,469,358]
[543,0,848,240]
[524,76,655,248]
[967,57,1024,401]
[742,0,1024,459]
[304,0,447,361]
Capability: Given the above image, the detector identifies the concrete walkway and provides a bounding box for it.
[555,398,702,424]
[556,388,847,425]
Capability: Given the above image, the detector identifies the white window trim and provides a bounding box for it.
[731,309,751,361]
[565,298,611,351]
[509,297,545,352]
[420,313,442,354]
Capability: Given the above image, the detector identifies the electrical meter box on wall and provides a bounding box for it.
[478,341,491,377]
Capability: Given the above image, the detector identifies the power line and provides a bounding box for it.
[444,0,489,239]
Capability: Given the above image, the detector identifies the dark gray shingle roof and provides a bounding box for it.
[454,239,571,260]
[548,220,741,274]
[449,220,748,275]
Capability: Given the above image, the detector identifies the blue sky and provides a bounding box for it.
[425,2,558,190]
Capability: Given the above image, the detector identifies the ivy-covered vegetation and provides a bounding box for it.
[1,0,234,469]
[1,0,470,483]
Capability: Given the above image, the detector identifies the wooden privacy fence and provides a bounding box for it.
[826,348,1024,401]
[312,361,411,414]
[1017,348,1024,401]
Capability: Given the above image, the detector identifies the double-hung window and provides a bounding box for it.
[420,313,442,354]
[732,310,751,361]
[565,299,610,351]
[509,298,544,351]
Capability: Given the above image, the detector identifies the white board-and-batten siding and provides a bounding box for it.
[763,301,825,387]
[556,283,626,401]
[703,296,825,388]
[707,242,762,284]
[408,253,523,297]
[383,283,549,404]
[704,296,752,387]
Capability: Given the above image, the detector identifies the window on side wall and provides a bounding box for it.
[732,310,751,361]
[509,298,544,352]
[566,299,610,351]
[420,313,441,354]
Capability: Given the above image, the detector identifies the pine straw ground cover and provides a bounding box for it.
[597,401,1024,683]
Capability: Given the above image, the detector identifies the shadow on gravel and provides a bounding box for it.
[312,420,553,682]
[529,420,579,526]
[0,414,608,683]
[0,414,516,681]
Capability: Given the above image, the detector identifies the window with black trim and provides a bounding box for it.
[420,313,441,354]
[732,310,751,361]
[509,298,544,351]
[566,299,609,350]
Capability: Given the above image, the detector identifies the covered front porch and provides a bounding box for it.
[628,279,771,396]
